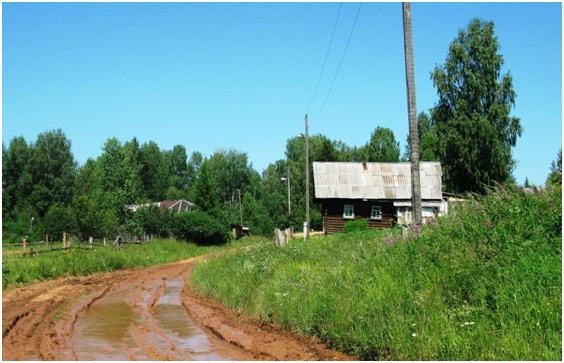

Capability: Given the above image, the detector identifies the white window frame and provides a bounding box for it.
[343,204,355,219]
[370,205,382,220]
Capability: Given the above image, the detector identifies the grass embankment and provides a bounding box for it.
[191,185,562,360]
[2,237,262,290]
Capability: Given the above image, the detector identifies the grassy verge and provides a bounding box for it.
[2,236,263,290]
[191,185,562,360]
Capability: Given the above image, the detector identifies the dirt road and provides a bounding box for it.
[2,256,356,360]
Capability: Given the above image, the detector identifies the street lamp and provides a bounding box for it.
[280,171,291,215]
[297,114,310,240]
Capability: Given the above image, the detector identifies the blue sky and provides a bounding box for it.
[2,1,562,187]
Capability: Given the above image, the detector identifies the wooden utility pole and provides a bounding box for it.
[238,189,243,226]
[304,114,310,239]
[403,2,422,224]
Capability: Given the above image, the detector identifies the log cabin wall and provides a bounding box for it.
[322,199,395,235]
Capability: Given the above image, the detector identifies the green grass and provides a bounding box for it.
[2,236,263,290]
[191,184,562,360]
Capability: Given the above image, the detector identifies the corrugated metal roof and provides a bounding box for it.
[313,162,443,200]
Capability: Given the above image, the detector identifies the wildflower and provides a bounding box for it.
[383,237,395,245]
[486,220,493,228]
[411,224,420,234]
[411,323,416,327]
[411,333,417,337]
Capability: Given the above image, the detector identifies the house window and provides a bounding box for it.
[343,204,354,219]
[370,205,382,220]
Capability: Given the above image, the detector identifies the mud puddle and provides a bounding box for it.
[152,278,227,360]
[72,278,229,360]
[72,287,148,360]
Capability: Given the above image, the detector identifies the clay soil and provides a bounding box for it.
[2,256,357,361]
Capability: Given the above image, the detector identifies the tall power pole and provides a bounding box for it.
[287,165,291,215]
[238,189,243,226]
[305,114,310,239]
[403,2,422,224]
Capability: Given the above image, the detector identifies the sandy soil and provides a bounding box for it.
[2,255,357,361]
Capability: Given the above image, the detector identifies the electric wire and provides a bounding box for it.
[305,3,343,115]
[313,2,363,123]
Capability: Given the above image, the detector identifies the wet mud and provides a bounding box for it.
[2,256,356,361]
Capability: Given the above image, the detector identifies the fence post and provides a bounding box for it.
[88,236,93,250]
[23,237,27,251]
[103,237,107,248]
[63,233,67,254]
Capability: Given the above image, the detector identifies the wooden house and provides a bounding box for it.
[313,162,445,235]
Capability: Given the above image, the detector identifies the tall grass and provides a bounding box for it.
[191,184,562,360]
[2,237,262,289]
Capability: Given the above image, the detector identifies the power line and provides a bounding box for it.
[305,3,343,115]
[313,2,362,123]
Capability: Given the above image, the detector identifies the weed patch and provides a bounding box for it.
[2,237,261,290]
[191,185,562,360]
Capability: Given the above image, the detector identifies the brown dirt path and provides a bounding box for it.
[2,256,357,361]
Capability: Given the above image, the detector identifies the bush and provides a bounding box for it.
[43,203,78,238]
[171,211,229,245]
[344,218,369,233]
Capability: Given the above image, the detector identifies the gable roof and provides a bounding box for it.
[313,162,442,200]
[126,199,196,212]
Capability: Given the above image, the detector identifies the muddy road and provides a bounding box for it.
[2,256,356,360]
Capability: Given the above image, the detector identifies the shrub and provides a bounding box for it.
[171,211,229,245]
[43,203,78,238]
[344,218,369,233]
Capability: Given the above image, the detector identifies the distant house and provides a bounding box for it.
[313,162,446,235]
[126,199,196,213]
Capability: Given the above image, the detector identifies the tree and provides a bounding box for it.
[2,137,32,219]
[191,156,222,217]
[165,144,190,199]
[97,137,143,224]
[43,203,78,238]
[430,18,522,194]
[139,141,168,201]
[73,158,118,238]
[28,129,77,218]
[403,112,438,161]
[546,148,562,186]
[260,160,296,230]
[363,127,400,162]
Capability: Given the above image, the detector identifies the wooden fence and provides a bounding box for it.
[2,233,152,258]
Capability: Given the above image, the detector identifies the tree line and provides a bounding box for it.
[4,18,559,243]
[1,124,412,243]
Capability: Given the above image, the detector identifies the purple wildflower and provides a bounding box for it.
[383,236,395,245]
